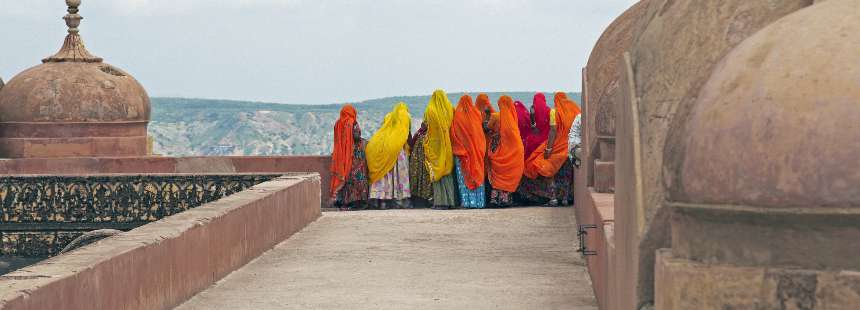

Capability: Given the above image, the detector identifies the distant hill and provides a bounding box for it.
[149,92,581,156]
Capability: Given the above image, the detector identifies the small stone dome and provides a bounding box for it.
[0,62,150,123]
[0,0,150,158]
[666,0,860,208]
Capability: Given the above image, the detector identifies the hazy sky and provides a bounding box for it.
[1,0,638,104]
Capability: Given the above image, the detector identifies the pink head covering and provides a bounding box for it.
[514,100,531,152]
[524,93,551,157]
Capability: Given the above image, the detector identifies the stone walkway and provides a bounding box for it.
[177,208,597,310]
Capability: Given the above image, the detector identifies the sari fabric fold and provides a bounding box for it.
[525,93,551,158]
[488,96,525,192]
[451,95,487,190]
[366,102,412,183]
[515,101,531,151]
[525,97,582,179]
[330,105,358,197]
[423,89,455,181]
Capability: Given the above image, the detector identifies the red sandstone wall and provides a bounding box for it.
[574,167,616,309]
[0,156,333,206]
[0,174,321,310]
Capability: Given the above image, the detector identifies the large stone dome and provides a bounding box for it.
[0,0,150,158]
[584,0,649,141]
[666,0,860,208]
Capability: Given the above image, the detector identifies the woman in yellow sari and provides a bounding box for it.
[366,102,412,209]
[423,89,458,209]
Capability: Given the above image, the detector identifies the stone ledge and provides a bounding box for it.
[594,161,615,193]
[0,174,322,310]
[655,249,860,309]
[575,186,616,310]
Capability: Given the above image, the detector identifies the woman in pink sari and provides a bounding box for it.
[524,93,551,158]
[516,93,553,204]
[515,101,531,156]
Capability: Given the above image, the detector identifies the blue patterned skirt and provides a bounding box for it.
[454,157,486,209]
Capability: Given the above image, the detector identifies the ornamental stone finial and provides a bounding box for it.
[43,0,103,63]
[64,0,83,34]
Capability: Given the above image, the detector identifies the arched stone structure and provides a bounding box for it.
[659,0,860,307]
[611,0,815,308]
[582,0,649,193]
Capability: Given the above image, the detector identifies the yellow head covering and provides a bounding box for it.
[366,102,412,183]
[423,89,455,181]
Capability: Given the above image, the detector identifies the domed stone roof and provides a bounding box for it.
[0,0,150,123]
[666,0,860,208]
[0,63,150,122]
[584,0,648,140]
[0,0,150,158]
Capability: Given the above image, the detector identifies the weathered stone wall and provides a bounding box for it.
[0,174,321,310]
[583,0,649,193]
[655,0,860,307]
[609,1,815,308]
[0,174,279,257]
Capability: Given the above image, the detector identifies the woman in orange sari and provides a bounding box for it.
[486,96,525,207]
[451,95,487,208]
[475,93,496,120]
[523,93,581,206]
[329,105,369,210]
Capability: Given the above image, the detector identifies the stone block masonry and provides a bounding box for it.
[0,174,321,310]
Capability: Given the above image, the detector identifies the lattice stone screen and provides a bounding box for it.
[0,174,281,256]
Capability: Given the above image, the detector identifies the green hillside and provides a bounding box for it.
[149,92,581,156]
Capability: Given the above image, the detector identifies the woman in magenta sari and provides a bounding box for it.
[516,93,553,204]
[515,101,531,156]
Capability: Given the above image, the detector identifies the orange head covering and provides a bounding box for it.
[554,92,569,107]
[451,95,487,190]
[330,105,358,197]
[488,96,525,192]
[525,98,582,179]
[475,93,496,121]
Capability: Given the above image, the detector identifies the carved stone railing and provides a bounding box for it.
[0,174,281,257]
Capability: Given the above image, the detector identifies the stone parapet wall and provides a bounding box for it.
[574,167,616,310]
[0,174,280,257]
[0,174,321,310]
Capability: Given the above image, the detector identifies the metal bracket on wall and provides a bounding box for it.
[577,224,598,256]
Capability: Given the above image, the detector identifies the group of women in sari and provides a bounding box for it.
[329,89,581,210]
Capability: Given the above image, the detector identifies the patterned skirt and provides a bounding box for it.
[370,149,411,200]
[516,158,575,205]
[433,173,458,208]
[489,189,513,207]
[409,136,433,201]
[554,159,574,203]
[454,157,486,209]
[517,175,555,203]
[335,145,370,208]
